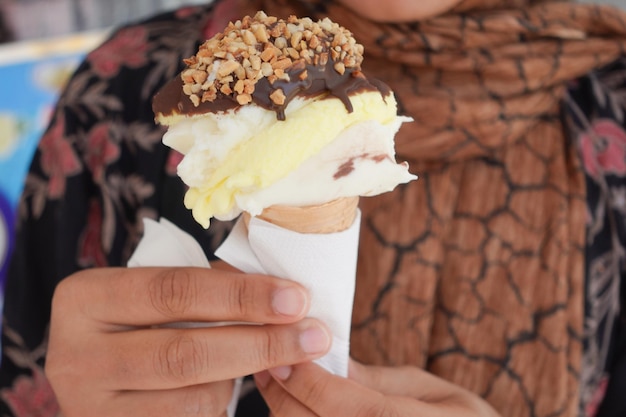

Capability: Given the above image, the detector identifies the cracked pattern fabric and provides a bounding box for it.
[257,1,626,416]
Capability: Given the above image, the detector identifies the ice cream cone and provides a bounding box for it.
[242,197,359,234]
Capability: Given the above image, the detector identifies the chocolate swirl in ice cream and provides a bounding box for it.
[153,11,390,121]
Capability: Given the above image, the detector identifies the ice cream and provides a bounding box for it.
[153,11,415,229]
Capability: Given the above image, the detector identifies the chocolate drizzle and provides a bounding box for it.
[153,62,390,121]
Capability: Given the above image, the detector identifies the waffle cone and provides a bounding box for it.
[242,197,359,234]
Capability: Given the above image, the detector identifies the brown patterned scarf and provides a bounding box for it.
[241,1,626,415]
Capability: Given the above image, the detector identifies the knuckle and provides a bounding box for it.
[355,397,395,417]
[226,278,255,318]
[149,269,198,318]
[300,373,331,406]
[254,328,288,368]
[154,333,207,383]
[51,273,82,314]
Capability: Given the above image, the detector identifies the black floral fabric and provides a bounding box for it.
[0,2,623,416]
[565,58,626,417]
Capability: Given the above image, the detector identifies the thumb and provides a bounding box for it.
[347,358,402,393]
[348,358,448,399]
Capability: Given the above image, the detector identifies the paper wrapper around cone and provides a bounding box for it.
[217,196,361,378]
[242,197,359,234]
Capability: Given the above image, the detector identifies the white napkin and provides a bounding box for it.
[127,218,242,417]
[215,211,361,377]
[128,218,209,269]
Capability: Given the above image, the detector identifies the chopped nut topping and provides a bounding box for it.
[237,93,252,104]
[334,62,346,75]
[260,62,274,77]
[241,30,256,46]
[260,47,276,63]
[270,88,286,105]
[274,36,288,49]
[202,89,217,102]
[180,11,364,107]
[220,84,233,95]
[192,70,207,84]
[272,58,293,70]
[234,79,245,94]
[217,60,240,77]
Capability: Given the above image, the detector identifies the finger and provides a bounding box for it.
[100,319,331,390]
[272,362,501,417]
[57,267,309,327]
[255,371,316,417]
[348,358,431,397]
[268,362,394,417]
[349,358,493,408]
[110,380,233,417]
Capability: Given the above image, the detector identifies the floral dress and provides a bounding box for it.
[0,2,624,417]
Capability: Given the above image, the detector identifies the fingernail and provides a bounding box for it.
[269,365,292,381]
[255,370,271,388]
[299,325,331,354]
[272,287,307,317]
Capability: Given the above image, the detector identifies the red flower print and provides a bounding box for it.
[78,199,108,268]
[39,117,82,199]
[84,123,120,182]
[580,119,626,179]
[203,0,241,39]
[87,26,148,79]
[166,149,184,176]
[585,376,609,417]
[1,368,60,417]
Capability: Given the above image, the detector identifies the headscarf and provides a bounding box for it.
[242,1,626,415]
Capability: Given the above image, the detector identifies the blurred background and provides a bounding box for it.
[0,0,208,41]
[0,0,625,43]
[0,0,625,328]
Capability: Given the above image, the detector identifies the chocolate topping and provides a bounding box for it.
[152,12,391,121]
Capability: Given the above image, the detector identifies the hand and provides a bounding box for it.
[254,359,501,417]
[45,265,331,417]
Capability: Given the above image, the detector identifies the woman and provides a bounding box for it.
[1,0,624,416]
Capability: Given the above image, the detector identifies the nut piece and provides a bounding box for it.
[260,62,274,77]
[260,47,276,62]
[237,93,252,105]
[270,89,286,105]
[272,58,293,70]
[217,60,240,77]
[334,62,346,75]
